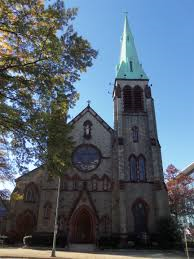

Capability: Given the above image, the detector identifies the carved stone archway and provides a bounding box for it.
[69,205,96,243]
[16,210,36,238]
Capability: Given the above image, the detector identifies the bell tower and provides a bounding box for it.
[112,16,169,238]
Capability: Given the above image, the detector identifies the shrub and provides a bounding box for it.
[98,236,120,249]
[156,216,182,248]
[23,232,67,248]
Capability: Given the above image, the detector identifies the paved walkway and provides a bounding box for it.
[0,248,192,259]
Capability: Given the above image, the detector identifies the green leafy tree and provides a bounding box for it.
[0,0,97,179]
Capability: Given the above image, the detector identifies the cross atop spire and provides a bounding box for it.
[87,100,91,107]
[116,15,148,80]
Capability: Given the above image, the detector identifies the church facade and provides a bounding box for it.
[7,16,169,244]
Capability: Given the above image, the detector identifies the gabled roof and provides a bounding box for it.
[15,166,43,182]
[69,105,114,135]
[15,106,114,181]
[67,188,99,221]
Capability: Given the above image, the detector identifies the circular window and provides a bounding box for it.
[72,144,101,172]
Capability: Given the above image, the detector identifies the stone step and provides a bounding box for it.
[69,243,96,252]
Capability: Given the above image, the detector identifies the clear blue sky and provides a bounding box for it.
[66,0,194,171]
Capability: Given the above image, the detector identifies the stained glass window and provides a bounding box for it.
[129,155,137,181]
[72,145,101,172]
[139,155,146,181]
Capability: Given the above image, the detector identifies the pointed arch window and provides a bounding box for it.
[123,86,133,112]
[43,202,52,220]
[92,178,97,191]
[25,189,34,202]
[24,183,38,202]
[103,177,109,191]
[101,215,111,234]
[129,155,137,181]
[73,179,78,190]
[132,126,139,142]
[61,177,68,190]
[83,120,92,139]
[138,155,146,182]
[134,86,144,111]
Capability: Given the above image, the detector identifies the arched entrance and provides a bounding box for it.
[16,210,36,238]
[132,199,149,234]
[69,205,96,243]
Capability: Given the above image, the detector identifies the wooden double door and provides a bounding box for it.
[70,206,95,243]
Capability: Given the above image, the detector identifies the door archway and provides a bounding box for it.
[16,210,36,238]
[132,199,148,234]
[69,205,96,243]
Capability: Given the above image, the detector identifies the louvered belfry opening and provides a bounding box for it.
[134,86,144,111]
[123,86,133,112]
[123,85,144,112]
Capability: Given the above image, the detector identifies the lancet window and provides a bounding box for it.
[132,126,139,142]
[129,155,146,182]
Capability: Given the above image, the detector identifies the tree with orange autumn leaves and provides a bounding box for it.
[165,164,194,225]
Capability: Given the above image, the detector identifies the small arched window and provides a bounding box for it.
[101,215,111,234]
[61,177,68,190]
[24,183,38,202]
[73,179,78,190]
[132,126,139,142]
[129,155,137,181]
[43,202,52,220]
[25,189,34,202]
[138,155,146,181]
[103,177,109,191]
[123,86,133,112]
[92,178,97,191]
[58,215,66,231]
[83,120,92,139]
[134,86,144,111]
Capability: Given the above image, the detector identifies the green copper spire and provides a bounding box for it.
[116,16,148,80]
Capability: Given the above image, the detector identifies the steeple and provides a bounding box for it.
[116,16,148,80]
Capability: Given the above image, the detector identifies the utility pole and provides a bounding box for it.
[51,176,61,257]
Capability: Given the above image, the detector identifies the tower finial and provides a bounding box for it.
[87,100,91,107]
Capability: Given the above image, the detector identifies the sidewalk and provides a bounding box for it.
[0,247,192,259]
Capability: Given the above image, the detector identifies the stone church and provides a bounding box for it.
[7,16,169,244]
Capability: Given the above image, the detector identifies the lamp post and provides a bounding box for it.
[51,176,61,257]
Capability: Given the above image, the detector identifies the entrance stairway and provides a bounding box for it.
[68,243,96,252]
